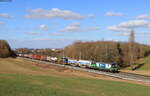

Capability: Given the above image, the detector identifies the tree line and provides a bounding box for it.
[64,41,150,67]
[15,48,62,57]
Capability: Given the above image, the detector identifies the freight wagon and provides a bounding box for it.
[77,60,92,67]
[68,59,78,66]
[46,56,58,62]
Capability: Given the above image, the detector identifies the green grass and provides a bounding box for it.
[0,58,150,96]
[138,56,150,70]
[0,73,150,96]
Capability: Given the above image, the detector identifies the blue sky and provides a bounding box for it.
[0,0,150,48]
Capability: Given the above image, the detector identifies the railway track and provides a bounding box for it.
[18,57,150,83]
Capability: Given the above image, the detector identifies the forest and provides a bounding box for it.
[64,41,150,67]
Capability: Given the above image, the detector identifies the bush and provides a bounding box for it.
[0,40,15,58]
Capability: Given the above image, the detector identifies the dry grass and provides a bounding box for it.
[0,58,149,86]
[121,70,150,76]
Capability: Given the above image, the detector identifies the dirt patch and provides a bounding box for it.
[121,70,150,76]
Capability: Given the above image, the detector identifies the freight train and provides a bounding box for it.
[18,54,119,73]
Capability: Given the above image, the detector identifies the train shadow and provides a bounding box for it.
[132,63,144,71]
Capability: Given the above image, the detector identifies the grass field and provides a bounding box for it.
[137,56,150,70]
[121,56,150,76]
[0,58,150,96]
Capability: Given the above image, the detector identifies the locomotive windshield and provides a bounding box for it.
[111,64,118,68]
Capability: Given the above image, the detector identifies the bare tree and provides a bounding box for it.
[128,30,136,70]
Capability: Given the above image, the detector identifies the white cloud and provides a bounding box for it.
[136,14,149,19]
[118,20,149,28]
[61,22,80,32]
[86,26,100,31]
[117,31,150,37]
[107,20,150,32]
[49,32,63,36]
[104,12,123,16]
[137,31,150,35]
[107,25,130,32]
[25,32,39,35]
[0,21,5,25]
[87,14,95,18]
[118,32,130,36]
[0,13,13,18]
[38,24,49,31]
[61,22,100,32]
[24,8,85,20]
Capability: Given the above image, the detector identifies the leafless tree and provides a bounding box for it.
[128,30,136,70]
